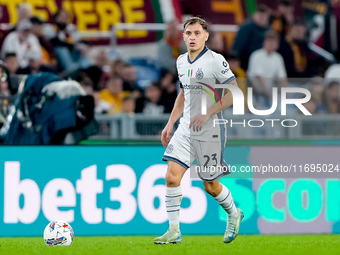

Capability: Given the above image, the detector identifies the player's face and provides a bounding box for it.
[183,23,209,53]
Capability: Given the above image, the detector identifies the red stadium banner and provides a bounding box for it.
[0,0,182,45]
[186,0,318,50]
[187,0,305,25]
[187,0,248,25]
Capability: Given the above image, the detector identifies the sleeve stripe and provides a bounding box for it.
[222,76,236,84]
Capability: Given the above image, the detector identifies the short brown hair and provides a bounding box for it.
[183,17,208,31]
[122,96,135,103]
[265,30,279,41]
[256,4,270,13]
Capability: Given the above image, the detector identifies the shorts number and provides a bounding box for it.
[203,153,218,167]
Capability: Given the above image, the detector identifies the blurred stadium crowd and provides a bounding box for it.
[0,0,340,121]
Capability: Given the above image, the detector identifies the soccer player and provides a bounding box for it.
[153,17,244,244]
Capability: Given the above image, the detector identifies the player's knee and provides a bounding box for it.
[165,171,180,187]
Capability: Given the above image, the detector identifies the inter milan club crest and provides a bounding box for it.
[196,68,204,79]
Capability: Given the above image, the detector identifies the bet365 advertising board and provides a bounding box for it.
[0,146,340,236]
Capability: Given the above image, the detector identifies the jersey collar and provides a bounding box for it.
[187,46,208,64]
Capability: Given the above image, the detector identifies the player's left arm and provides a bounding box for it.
[206,78,238,116]
[189,79,238,132]
[189,55,239,132]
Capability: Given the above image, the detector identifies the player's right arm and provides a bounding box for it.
[161,89,184,147]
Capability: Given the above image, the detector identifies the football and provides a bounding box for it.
[43,220,74,246]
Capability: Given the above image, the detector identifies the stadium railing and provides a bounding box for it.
[92,113,340,140]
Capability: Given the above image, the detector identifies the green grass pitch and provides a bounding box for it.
[1,235,340,255]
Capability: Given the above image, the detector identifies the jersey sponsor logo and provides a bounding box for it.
[179,73,185,77]
[166,144,174,154]
[195,68,204,80]
[182,82,223,99]
[221,62,229,73]
[182,84,203,90]
[182,84,204,95]
[221,68,230,74]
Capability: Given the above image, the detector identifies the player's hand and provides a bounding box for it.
[189,114,210,132]
[161,124,173,147]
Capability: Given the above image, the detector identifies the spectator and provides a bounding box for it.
[93,50,110,90]
[1,20,42,68]
[46,8,78,45]
[74,66,103,111]
[207,31,227,54]
[278,22,318,78]
[322,81,340,113]
[226,51,246,80]
[94,50,110,75]
[4,53,19,74]
[30,16,58,68]
[76,66,103,95]
[248,30,288,108]
[308,77,326,113]
[8,3,33,32]
[121,63,140,96]
[16,50,56,75]
[96,77,130,114]
[17,3,32,24]
[160,72,177,113]
[156,19,187,74]
[45,9,90,73]
[225,51,247,107]
[121,96,136,115]
[301,99,317,115]
[135,83,166,115]
[270,0,294,38]
[95,50,109,69]
[110,59,125,78]
[325,63,340,80]
[233,4,270,70]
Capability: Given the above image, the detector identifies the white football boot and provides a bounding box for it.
[154,228,182,244]
[223,208,244,243]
